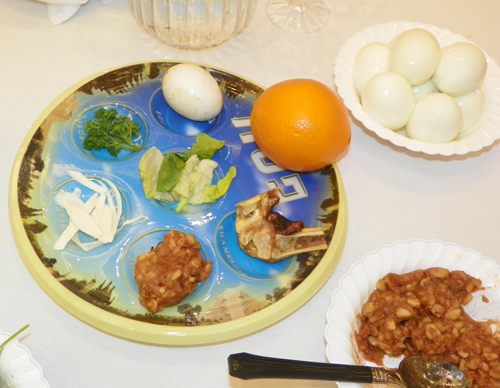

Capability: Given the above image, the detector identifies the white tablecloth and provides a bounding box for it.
[0,0,498,387]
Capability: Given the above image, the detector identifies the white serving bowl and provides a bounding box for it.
[325,239,500,388]
[334,21,500,156]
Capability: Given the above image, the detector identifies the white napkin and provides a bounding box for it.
[39,0,114,26]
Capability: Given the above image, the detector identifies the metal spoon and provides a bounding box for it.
[228,353,469,388]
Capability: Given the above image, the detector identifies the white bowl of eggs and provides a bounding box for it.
[334,21,500,156]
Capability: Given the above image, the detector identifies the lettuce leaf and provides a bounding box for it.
[139,147,174,203]
[183,133,226,161]
[173,156,219,213]
[156,133,225,192]
[199,166,237,203]
[156,152,186,192]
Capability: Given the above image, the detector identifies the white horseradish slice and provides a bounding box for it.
[55,191,102,238]
[53,191,100,250]
[54,171,148,251]
[67,170,108,194]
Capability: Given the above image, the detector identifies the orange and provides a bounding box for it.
[250,79,351,172]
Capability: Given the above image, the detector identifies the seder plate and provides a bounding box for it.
[9,61,347,346]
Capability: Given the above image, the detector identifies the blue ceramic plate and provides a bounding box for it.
[9,61,347,346]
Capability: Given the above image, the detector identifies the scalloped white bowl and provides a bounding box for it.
[0,329,49,388]
[334,21,500,156]
[325,239,500,388]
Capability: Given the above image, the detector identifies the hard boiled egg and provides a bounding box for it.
[361,72,415,130]
[162,63,223,121]
[454,88,484,133]
[433,42,487,97]
[353,42,391,95]
[389,28,441,86]
[412,79,439,102]
[406,93,463,142]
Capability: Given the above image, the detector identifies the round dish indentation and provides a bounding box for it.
[214,212,295,281]
[71,104,148,162]
[150,88,223,136]
[44,173,131,253]
[120,227,216,314]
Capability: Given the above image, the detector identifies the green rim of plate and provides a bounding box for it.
[8,61,348,346]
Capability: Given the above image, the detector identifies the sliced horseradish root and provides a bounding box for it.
[54,171,148,251]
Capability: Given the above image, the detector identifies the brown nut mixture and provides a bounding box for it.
[134,230,212,313]
[355,268,500,388]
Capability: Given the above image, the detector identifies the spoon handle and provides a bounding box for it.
[228,352,375,383]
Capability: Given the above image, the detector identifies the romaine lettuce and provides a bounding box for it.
[139,134,236,212]
[139,147,175,203]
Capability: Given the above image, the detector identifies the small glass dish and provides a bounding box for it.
[129,0,257,53]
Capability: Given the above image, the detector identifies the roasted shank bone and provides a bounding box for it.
[235,188,327,263]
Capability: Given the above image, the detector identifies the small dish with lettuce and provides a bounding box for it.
[139,133,237,213]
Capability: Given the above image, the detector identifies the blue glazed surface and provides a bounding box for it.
[20,63,341,327]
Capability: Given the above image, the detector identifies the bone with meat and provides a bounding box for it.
[235,188,328,263]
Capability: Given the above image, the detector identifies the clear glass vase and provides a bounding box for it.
[129,0,257,53]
